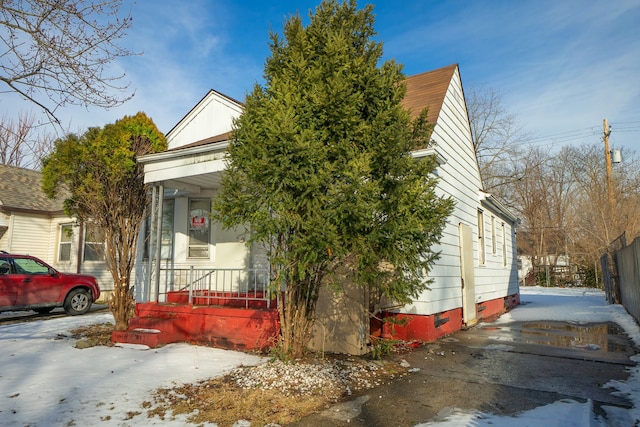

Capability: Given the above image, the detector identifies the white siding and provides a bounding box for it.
[4,213,54,259]
[474,210,519,302]
[167,91,243,149]
[399,66,518,316]
[0,212,115,295]
[401,67,484,316]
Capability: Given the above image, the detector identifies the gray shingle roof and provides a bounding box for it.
[0,165,66,213]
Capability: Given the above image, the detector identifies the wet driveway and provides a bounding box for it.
[292,319,638,426]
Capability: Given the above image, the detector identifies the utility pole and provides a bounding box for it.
[603,118,614,215]
[602,118,620,304]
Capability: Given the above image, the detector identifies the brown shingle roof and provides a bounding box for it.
[402,64,458,123]
[168,131,232,151]
[0,165,66,213]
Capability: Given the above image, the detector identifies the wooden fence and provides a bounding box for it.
[610,235,640,323]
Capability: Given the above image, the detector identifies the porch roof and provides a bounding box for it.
[137,137,230,194]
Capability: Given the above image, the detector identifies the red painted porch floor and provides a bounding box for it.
[112,293,280,351]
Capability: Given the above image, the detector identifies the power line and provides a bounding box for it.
[523,121,640,148]
[528,127,599,143]
[611,121,640,125]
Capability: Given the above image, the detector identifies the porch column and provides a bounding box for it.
[153,183,164,302]
[145,186,157,303]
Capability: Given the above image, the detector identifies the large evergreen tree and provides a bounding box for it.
[42,112,167,331]
[214,0,453,358]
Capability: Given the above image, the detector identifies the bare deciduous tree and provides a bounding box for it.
[568,144,640,263]
[466,85,531,198]
[509,146,578,286]
[0,0,135,124]
[0,111,53,169]
[467,85,640,287]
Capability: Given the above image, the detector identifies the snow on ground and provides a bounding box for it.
[417,286,640,427]
[0,311,262,426]
[0,286,639,427]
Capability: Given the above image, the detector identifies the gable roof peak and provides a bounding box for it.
[166,89,245,137]
[402,64,459,124]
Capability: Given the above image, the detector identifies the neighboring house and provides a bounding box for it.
[121,64,519,354]
[0,165,112,298]
[517,254,580,287]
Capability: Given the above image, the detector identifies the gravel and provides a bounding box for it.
[228,357,407,402]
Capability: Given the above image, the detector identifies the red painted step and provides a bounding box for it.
[111,328,169,348]
[111,303,280,351]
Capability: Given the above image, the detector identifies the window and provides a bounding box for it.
[491,216,496,254]
[477,210,485,265]
[502,223,507,266]
[58,224,73,262]
[0,257,11,275]
[144,199,174,259]
[188,199,211,258]
[83,223,104,262]
[13,257,50,275]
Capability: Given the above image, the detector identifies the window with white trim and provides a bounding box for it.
[144,199,174,260]
[477,210,485,265]
[491,215,496,254]
[58,224,73,262]
[188,199,211,258]
[83,223,104,262]
[502,222,507,266]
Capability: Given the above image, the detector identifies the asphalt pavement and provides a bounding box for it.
[291,320,638,426]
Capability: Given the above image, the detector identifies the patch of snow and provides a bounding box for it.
[132,328,162,333]
[0,312,262,426]
[415,399,598,427]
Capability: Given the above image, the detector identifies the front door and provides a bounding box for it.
[459,223,477,326]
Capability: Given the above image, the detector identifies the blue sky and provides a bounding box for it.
[5,0,640,153]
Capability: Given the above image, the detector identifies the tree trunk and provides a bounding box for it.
[109,280,135,331]
[278,281,318,359]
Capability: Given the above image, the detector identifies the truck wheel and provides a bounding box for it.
[64,289,92,315]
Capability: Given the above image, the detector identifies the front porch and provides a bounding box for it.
[111,136,283,350]
[112,267,281,351]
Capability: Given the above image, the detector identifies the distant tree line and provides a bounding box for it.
[469,88,640,287]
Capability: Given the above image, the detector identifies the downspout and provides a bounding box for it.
[76,220,84,274]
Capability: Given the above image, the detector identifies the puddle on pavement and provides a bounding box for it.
[481,321,631,353]
[519,321,629,353]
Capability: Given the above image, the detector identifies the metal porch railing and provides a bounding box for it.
[148,267,274,309]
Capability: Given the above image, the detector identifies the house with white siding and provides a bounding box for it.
[121,64,519,353]
[0,165,112,297]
